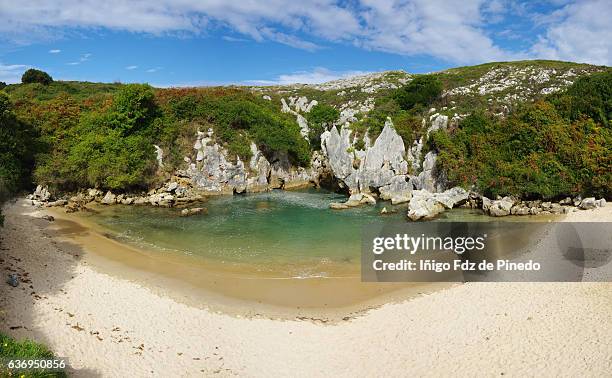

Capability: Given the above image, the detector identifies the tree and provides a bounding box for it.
[0,82,6,90]
[394,75,442,111]
[21,69,53,85]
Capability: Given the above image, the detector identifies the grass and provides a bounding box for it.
[0,333,67,377]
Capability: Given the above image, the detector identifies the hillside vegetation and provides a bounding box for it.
[0,60,610,204]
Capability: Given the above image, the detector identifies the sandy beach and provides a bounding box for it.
[1,199,611,376]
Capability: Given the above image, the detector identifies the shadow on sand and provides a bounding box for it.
[0,199,101,377]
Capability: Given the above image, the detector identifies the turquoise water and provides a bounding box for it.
[84,189,486,277]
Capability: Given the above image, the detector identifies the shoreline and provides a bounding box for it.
[1,198,611,375]
[45,202,445,320]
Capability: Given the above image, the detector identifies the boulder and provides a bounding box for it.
[166,182,179,192]
[149,193,174,207]
[434,187,468,209]
[360,193,377,205]
[529,207,541,215]
[45,199,68,207]
[41,215,55,222]
[510,204,530,215]
[406,187,470,221]
[550,203,564,214]
[120,197,135,205]
[180,207,206,217]
[65,202,81,213]
[133,197,148,205]
[482,197,492,213]
[330,202,349,210]
[101,191,117,205]
[32,185,51,201]
[579,197,597,210]
[488,197,515,217]
[407,190,445,221]
[563,206,576,214]
[329,192,376,209]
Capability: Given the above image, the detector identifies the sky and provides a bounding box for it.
[0,0,610,87]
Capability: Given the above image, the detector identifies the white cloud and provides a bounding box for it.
[531,0,611,65]
[0,62,28,83]
[222,36,248,42]
[49,49,61,53]
[125,65,138,70]
[353,0,522,63]
[146,67,162,73]
[259,28,321,51]
[246,67,372,85]
[66,52,92,65]
[0,1,609,65]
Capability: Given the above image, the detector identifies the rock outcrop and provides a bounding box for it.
[407,187,468,221]
[27,185,51,202]
[181,129,318,194]
[321,118,412,205]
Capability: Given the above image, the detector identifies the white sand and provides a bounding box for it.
[1,200,611,376]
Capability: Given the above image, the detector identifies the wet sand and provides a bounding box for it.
[1,199,611,376]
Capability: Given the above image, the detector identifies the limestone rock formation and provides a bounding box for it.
[182,130,318,194]
[407,187,468,221]
[321,118,411,201]
[153,145,164,168]
[379,176,413,205]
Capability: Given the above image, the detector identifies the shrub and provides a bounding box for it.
[21,69,53,85]
[110,84,158,135]
[0,82,6,90]
[306,104,339,148]
[34,86,159,190]
[194,93,310,165]
[394,75,442,111]
[0,92,37,194]
[549,69,612,127]
[434,101,611,199]
[64,123,155,190]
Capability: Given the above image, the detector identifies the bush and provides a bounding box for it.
[394,75,442,111]
[193,93,310,165]
[21,69,53,85]
[306,104,339,148]
[549,69,612,127]
[110,84,158,135]
[433,101,611,199]
[0,82,6,90]
[0,92,37,194]
[34,86,158,190]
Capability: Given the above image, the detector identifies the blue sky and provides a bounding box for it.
[0,0,610,86]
